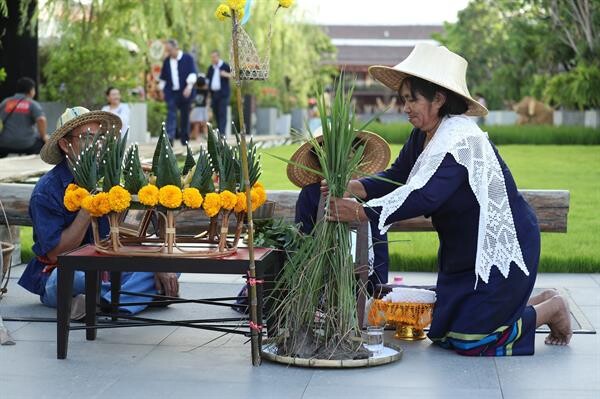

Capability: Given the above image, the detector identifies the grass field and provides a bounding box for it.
[18,143,599,273]
[367,122,600,145]
[258,144,600,273]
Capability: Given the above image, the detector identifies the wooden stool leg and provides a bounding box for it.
[57,267,74,359]
[85,270,99,340]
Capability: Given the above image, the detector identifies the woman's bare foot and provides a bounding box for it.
[535,295,572,346]
[527,289,559,306]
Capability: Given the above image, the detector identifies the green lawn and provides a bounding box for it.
[259,144,600,273]
[19,144,600,272]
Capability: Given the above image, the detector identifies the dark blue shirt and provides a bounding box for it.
[159,52,198,98]
[18,160,108,296]
[206,62,232,99]
[361,126,540,274]
[295,183,389,284]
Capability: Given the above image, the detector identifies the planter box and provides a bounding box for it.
[275,113,292,136]
[39,102,66,135]
[486,111,518,126]
[129,102,150,144]
[584,109,600,129]
[291,108,308,133]
[256,107,278,135]
[553,110,585,126]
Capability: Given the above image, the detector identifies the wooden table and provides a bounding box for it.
[56,244,282,359]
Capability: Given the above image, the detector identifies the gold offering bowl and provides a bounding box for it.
[368,299,434,341]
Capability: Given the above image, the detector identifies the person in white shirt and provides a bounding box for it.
[101,87,130,134]
[206,50,231,137]
[158,39,197,145]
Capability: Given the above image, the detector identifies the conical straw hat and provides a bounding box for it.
[369,43,488,117]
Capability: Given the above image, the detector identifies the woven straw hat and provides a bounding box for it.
[40,106,122,165]
[287,129,391,188]
[369,43,488,117]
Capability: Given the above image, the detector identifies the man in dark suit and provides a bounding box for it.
[206,50,231,136]
[159,39,197,145]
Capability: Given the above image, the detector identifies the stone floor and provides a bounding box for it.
[1,267,599,399]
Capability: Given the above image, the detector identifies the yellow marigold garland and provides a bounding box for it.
[253,185,267,207]
[215,4,231,21]
[138,184,159,206]
[227,0,245,10]
[250,189,260,211]
[159,185,183,209]
[81,192,111,217]
[63,187,90,212]
[234,192,247,213]
[182,188,203,209]
[203,192,222,217]
[220,190,238,210]
[108,185,131,213]
[279,0,294,8]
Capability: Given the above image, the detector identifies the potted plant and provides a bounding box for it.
[256,86,280,135]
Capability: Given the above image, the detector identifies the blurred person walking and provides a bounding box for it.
[158,39,197,145]
[0,77,47,158]
[206,50,231,136]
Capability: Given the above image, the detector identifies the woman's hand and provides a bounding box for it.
[320,179,367,199]
[154,273,179,297]
[326,197,368,223]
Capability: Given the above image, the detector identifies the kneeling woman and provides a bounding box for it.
[326,44,572,355]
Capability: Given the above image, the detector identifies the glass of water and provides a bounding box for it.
[363,326,384,355]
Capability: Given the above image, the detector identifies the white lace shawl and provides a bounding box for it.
[366,115,528,287]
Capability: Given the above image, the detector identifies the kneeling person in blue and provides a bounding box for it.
[18,107,179,317]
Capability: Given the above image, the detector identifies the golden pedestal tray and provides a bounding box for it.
[368,299,434,341]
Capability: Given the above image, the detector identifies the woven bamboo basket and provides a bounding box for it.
[90,209,246,258]
[230,25,270,81]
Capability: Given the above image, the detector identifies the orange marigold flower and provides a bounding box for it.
[138,184,159,207]
[182,187,203,209]
[159,185,183,209]
[108,185,131,213]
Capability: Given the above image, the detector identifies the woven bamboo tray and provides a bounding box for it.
[260,339,403,368]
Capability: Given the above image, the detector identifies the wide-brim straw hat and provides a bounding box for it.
[369,43,488,117]
[40,106,122,165]
[287,129,391,188]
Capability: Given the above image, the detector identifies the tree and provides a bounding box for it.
[37,0,334,110]
[435,0,599,109]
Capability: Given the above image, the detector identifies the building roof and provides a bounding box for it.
[320,25,444,70]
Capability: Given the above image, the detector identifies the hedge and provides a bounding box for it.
[367,122,600,145]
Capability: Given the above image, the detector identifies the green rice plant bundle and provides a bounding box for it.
[270,77,369,360]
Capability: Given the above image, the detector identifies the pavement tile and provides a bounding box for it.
[502,389,600,399]
[103,375,308,399]
[580,306,600,330]
[119,345,315,387]
[0,374,120,399]
[495,354,600,391]
[565,287,600,307]
[0,340,153,379]
[308,343,500,390]
[302,385,503,399]
[533,274,598,289]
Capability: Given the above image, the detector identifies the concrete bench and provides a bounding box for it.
[0,185,569,233]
